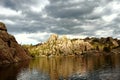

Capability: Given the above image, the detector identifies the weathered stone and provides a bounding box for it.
[26,35,120,57]
[90,37,119,52]
[47,34,58,42]
[0,22,7,31]
[0,31,9,42]
[28,34,93,57]
[0,22,31,65]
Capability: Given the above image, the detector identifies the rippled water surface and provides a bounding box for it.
[0,54,120,80]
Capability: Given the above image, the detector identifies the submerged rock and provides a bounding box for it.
[0,22,31,65]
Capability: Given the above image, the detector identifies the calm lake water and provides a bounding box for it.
[0,54,120,80]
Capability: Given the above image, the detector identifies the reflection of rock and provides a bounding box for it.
[0,22,31,64]
[28,54,120,80]
[112,47,120,54]
[0,60,30,80]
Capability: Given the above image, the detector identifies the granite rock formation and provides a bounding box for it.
[26,34,120,57]
[27,34,93,57]
[0,22,31,64]
[85,37,119,52]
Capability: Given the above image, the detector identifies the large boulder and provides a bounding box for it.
[0,22,31,65]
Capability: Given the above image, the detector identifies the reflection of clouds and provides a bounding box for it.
[69,67,120,80]
[99,68,120,80]
[17,68,50,80]
[69,72,88,80]
[95,68,120,80]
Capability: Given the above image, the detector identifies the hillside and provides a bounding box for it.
[0,22,31,65]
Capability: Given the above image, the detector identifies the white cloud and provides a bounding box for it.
[14,32,52,44]
[102,14,117,22]
[0,19,16,25]
[93,7,104,14]
[14,32,88,44]
[0,6,22,17]
[69,0,83,3]
[30,6,43,13]
[95,29,113,37]
[30,0,49,13]
[42,14,48,18]
[80,25,95,31]
[108,1,120,12]
[60,34,87,39]
[73,19,81,23]
[14,33,39,45]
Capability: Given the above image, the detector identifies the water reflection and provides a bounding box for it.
[17,69,50,80]
[0,54,120,80]
[0,60,29,80]
[28,54,120,80]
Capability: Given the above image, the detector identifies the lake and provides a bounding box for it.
[0,54,120,80]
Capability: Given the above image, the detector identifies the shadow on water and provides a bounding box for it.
[0,60,30,80]
[0,54,120,80]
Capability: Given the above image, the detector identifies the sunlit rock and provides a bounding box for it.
[28,34,93,57]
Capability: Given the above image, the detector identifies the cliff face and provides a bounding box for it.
[27,34,93,57]
[0,22,31,64]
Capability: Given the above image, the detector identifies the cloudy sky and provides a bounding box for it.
[0,0,120,44]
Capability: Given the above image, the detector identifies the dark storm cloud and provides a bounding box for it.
[0,0,120,44]
[45,0,99,18]
[0,0,36,10]
[43,0,119,37]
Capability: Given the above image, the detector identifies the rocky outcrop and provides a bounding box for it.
[27,34,120,57]
[88,37,119,52]
[0,22,31,65]
[28,34,93,57]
